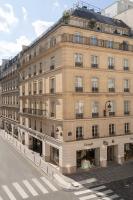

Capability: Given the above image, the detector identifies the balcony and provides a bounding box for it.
[75,62,83,67]
[109,112,115,116]
[23,108,46,116]
[92,87,99,92]
[61,34,133,53]
[109,132,115,136]
[76,113,83,119]
[75,87,83,92]
[124,88,129,92]
[39,90,42,94]
[124,67,129,71]
[50,65,55,70]
[50,88,55,94]
[92,112,99,118]
[91,63,98,68]
[109,88,115,92]
[51,112,55,117]
[108,65,115,70]
[124,111,130,115]
[76,135,83,140]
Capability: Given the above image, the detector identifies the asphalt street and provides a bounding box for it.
[0,135,133,200]
[0,136,77,200]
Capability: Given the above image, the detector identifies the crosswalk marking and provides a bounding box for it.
[13,182,29,199]
[40,177,58,192]
[102,194,120,200]
[23,180,38,196]
[79,194,97,200]
[79,178,97,185]
[96,189,113,196]
[0,196,3,200]
[74,185,106,195]
[32,178,48,194]
[2,185,16,200]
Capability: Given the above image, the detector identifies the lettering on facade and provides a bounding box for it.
[84,143,93,146]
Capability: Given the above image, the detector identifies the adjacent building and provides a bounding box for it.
[102,0,133,30]
[0,4,133,174]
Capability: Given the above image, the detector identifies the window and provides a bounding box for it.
[76,127,83,140]
[124,100,130,115]
[92,77,99,92]
[91,55,98,68]
[28,82,32,95]
[90,36,98,45]
[22,71,25,80]
[33,81,37,94]
[109,101,115,116]
[38,80,43,94]
[50,102,55,117]
[40,121,42,133]
[125,123,130,134]
[92,102,99,117]
[109,124,115,136]
[123,59,129,70]
[108,79,115,92]
[50,78,55,93]
[106,40,113,48]
[28,67,31,77]
[50,57,55,70]
[92,125,99,138]
[75,76,83,92]
[34,65,36,75]
[22,85,25,95]
[75,53,83,67]
[108,57,115,69]
[75,101,84,119]
[39,62,42,73]
[73,33,83,43]
[124,79,129,92]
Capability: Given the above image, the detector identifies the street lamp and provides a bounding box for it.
[104,100,111,116]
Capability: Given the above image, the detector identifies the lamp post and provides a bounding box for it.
[104,100,111,116]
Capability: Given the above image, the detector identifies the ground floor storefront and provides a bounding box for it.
[6,125,133,174]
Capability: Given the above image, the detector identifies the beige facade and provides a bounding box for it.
[1,6,133,174]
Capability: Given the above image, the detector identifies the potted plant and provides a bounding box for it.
[63,11,70,24]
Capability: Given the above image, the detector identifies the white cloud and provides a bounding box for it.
[0,36,31,64]
[0,4,18,33]
[53,1,60,8]
[32,20,54,37]
[22,6,28,20]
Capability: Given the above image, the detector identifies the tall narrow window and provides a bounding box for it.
[108,57,115,69]
[75,53,83,67]
[76,127,83,140]
[50,57,55,70]
[109,101,115,116]
[75,101,84,119]
[73,32,83,43]
[92,77,99,92]
[124,79,129,92]
[124,100,130,115]
[109,124,115,136]
[123,59,129,70]
[125,123,130,134]
[92,102,99,117]
[91,55,98,68]
[92,125,99,138]
[108,79,115,92]
[50,78,55,93]
[75,76,83,92]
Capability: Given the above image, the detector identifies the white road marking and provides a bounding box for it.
[41,177,58,191]
[23,180,38,196]
[2,185,16,200]
[32,178,48,194]
[102,194,120,200]
[96,189,113,196]
[0,196,3,200]
[13,182,29,199]
[79,178,97,185]
[79,194,97,200]
[74,185,106,195]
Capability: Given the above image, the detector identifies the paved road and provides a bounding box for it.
[0,136,77,200]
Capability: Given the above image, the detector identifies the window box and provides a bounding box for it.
[75,62,83,67]
[109,88,115,92]
[92,87,99,92]
[124,88,129,92]
[91,63,98,68]
[108,65,114,69]
[76,113,83,119]
[75,87,83,92]
[92,113,99,118]
[109,112,115,116]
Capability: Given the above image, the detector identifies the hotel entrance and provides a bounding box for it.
[77,148,99,170]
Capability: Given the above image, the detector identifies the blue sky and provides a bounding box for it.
[0,0,114,64]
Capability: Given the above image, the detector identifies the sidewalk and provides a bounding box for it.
[66,160,133,187]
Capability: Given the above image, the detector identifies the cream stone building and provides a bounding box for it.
[1,4,133,174]
[0,57,20,138]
